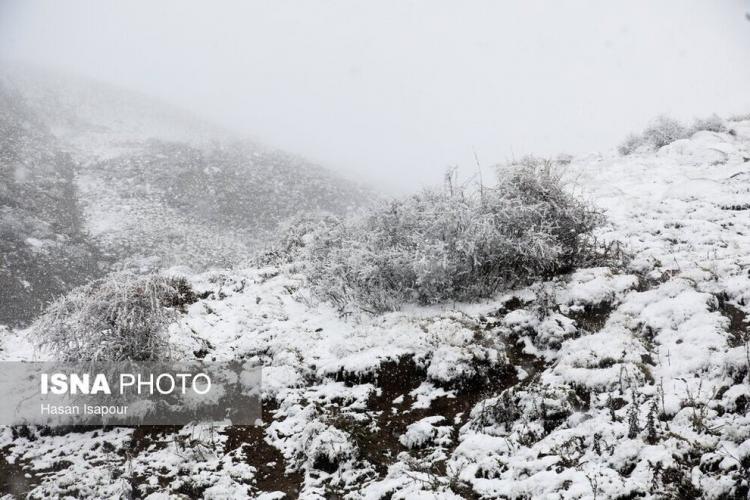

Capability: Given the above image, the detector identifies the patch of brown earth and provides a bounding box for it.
[717,298,749,348]
[568,302,615,333]
[223,401,304,498]
[0,447,38,498]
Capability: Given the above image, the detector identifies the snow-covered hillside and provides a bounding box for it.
[1,118,749,498]
[0,80,102,326]
[0,65,373,325]
[1,63,231,152]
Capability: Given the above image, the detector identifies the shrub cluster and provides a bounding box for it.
[270,160,602,313]
[642,116,688,149]
[33,272,196,361]
[618,114,727,155]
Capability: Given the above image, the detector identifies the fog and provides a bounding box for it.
[2,0,750,191]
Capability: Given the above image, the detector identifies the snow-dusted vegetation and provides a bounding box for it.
[32,272,196,362]
[2,99,749,498]
[0,66,373,326]
[618,114,729,155]
[263,160,604,313]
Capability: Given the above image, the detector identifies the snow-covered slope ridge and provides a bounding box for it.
[2,120,750,498]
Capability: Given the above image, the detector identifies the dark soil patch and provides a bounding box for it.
[12,424,116,440]
[124,425,188,497]
[503,334,547,379]
[498,296,530,314]
[343,356,426,475]
[717,298,748,348]
[128,425,183,455]
[568,301,614,333]
[223,401,304,498]
[328,355,427,388]
[337,329,542,491]
[321,352,518,487]
[0,446,38,498]
[720,203,750,211]
[428,365,516,419]
[114,415,304,498]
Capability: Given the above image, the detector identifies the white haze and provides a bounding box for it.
[1,0,750,192]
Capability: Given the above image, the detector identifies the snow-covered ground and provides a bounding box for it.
[2,120,750,498]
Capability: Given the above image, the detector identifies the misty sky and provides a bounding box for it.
[2,0,750,191]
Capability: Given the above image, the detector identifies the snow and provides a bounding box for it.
[23,238,44,248]
[556,267,639,310]
[2,119,750,498]
[399,416,452,449]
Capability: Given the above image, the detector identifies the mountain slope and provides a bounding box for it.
[2,117,749,497]
[76,138,372,270]
[0,64,374,324]
[3,63,229,151]
[0,81,102,326]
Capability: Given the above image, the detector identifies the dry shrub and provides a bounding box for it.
[33,272,196,361]
[619,114,727,155]
[642,116,687,149]
[272,159,603,313]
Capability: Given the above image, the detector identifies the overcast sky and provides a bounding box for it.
[1,0,750,191]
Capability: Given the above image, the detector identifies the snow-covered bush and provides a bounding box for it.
[33,272,196,361]
[642,115,688,149]
[619,114,727,155]
[688,114,726,134]
[618,133,645,156]
[301,421,356,472]
[284,160,602,312]
[255,212,342,267]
